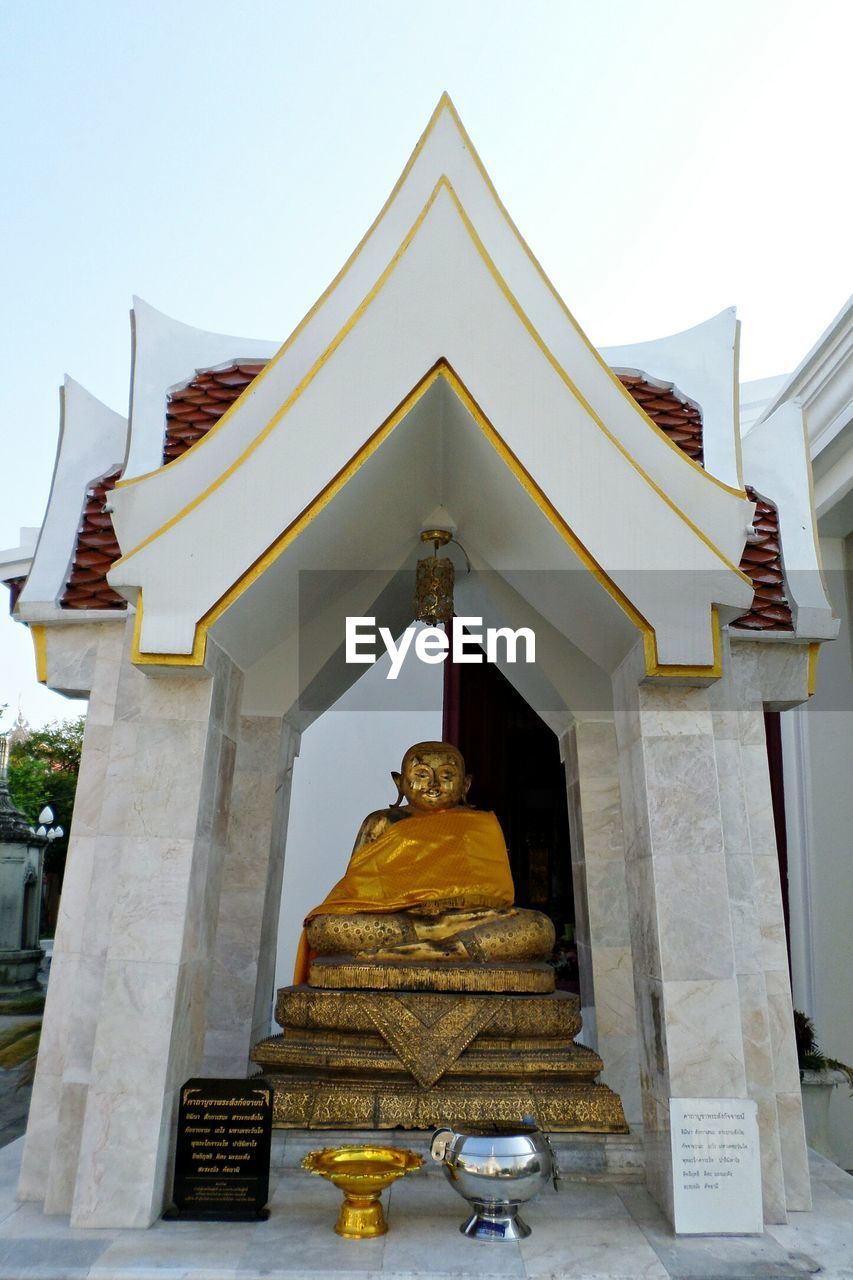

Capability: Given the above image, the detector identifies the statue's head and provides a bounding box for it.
[392,741,471,812]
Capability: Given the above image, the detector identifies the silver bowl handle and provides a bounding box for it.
[430,1127,454,1163]
[543,1132,561,1190]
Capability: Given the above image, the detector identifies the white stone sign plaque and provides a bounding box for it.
[670,1098,762,1234]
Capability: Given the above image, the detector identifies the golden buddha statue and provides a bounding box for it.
[253,740,628,1135]
[295,742,555,982]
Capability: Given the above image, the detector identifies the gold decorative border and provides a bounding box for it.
[265,1075,629,1133]
[807,641,821,696]
[120,179,745,680]
[129,359,725,681]
[30,624,47,684]
[115,176,751,582]
[115,95,745,499]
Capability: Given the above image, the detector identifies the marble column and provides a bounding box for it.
[564,721,641,1124]
[63,636,242,1229]
[613,642,750,1225]
[202,716,300,1075]
[730,643,811,1212]
[18,620,125,1206]
[708,636,791,1222]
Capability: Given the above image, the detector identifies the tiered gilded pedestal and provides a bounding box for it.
[252,955,627,1132]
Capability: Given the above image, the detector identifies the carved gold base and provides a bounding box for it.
[260,1072,627,1133]
[252,985,628,1134]
[308,957,555,993]
[258,1032,606,1080]
[277,986,581,1038]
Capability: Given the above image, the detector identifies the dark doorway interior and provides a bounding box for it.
[443,645,576,987]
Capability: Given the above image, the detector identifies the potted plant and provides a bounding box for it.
[794,1010,853,1163]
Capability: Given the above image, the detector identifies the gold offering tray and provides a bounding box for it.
[302,1144,422,1238]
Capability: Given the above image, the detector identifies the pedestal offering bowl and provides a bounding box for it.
[301,1145,422,1239]
[430,1124,556,1240]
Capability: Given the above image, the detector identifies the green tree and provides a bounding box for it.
[6,717,84,884]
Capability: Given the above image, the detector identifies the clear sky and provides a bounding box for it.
[0,0,850,729]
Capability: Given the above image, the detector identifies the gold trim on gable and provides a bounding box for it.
[442,184,751,588]
[807,642,821,697]
[131,362,723,683]
[115,94,746,501]
[114,177,751,601]
[30,624,48,684]
[438,96,746,498]
[113,180,448,571]
[115,96,452,493]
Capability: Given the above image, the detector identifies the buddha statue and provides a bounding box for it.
[255,739,628,1134]
[294,741,555,982]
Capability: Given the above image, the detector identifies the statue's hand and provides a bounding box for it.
[362,939,469,963]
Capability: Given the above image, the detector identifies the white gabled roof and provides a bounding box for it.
[108,149,756,676]
[601,308,742,490]
[124,297,278,481]
[111,97,752,562]
[17,379,126,619]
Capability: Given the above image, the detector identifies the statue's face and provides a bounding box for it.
[399,745,470,812]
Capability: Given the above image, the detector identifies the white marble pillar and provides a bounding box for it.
[202,716,300,1075]
[62,637,242,1229]
[613,642,750,1225]
[708,638,791,1222]
[730,643,811,1212]
[18,620,125,1206]
[564,721,641,1124]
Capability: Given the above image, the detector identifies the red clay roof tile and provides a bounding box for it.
[162,363,265,463]
[729,488,793,632]
[60,468,126,610]
[616,373,704,465]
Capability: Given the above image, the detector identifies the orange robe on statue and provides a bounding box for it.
[293,808,514,983]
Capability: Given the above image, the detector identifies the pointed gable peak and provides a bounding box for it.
[111,96,753,646]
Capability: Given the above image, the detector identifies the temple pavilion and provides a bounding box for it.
[0,96,850,1240]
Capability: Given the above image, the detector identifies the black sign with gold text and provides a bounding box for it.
[167,1078,273,1220]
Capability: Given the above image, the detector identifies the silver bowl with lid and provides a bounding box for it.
[430,1122,557,1240]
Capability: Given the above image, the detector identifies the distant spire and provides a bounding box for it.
[6,707,31,750]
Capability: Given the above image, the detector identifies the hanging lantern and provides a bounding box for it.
[414,529,454,625]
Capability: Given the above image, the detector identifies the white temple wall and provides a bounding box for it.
[783,533,853,1169]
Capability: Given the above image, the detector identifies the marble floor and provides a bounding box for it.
[0,1135,850,1280]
